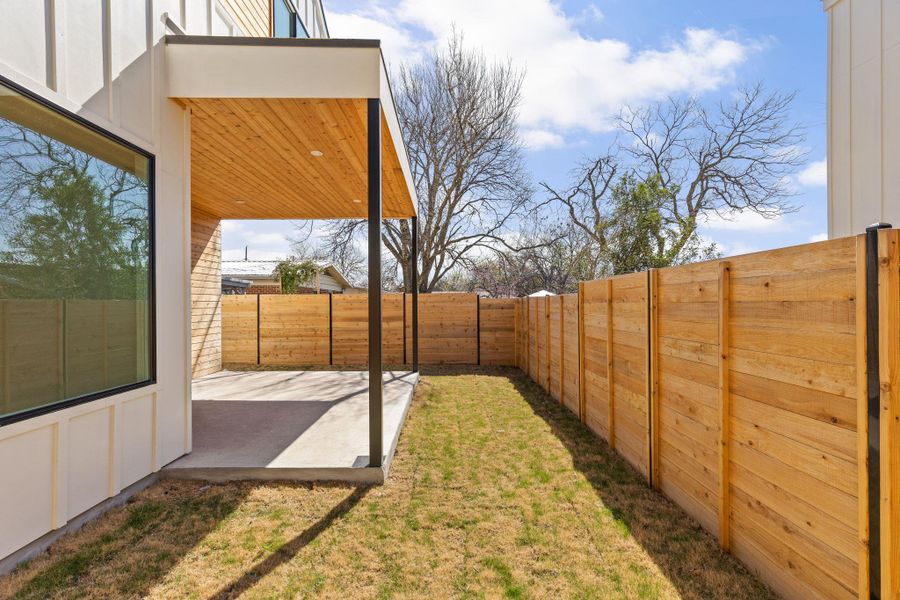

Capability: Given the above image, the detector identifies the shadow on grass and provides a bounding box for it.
[206,485,368,600]
[425,365,775,600]
[0,482,368,600]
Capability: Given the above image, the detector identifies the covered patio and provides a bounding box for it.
[171,36,419,482]
[164,370,417,483]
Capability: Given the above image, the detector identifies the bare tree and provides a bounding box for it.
[290,221,368,287]
[325,32,535,292]
[460,223,598,296]
[543,84,805,271]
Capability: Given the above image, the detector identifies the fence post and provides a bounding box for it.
[856,232,871,599]
[545,296,551,391]
[717,261,731,550]
[524,299,530,376]
[606,279,615,449]
[559,295,565,405]
[878,227,900,599]
[476,294,481,366]
[649,269,659,489]
[579,282,586,423]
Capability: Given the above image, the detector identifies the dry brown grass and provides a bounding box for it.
[0,367,775,599]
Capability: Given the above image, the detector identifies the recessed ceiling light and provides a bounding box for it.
[353,198,362,204]
[310,150,323,157]
[235,199,246,204]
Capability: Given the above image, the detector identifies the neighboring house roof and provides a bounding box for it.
[222,277,251,289]
[221,260,352,289]
[528,290,555,297]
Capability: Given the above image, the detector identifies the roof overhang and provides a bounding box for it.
[166,36,417,220]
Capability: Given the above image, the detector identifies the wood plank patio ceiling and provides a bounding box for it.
[186,97,414,220]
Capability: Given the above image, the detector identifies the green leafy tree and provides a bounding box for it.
[1,166,146,299]
[273,258,320,294]
[600,174,718,274]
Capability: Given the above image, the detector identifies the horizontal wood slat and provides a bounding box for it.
[223,293,517,367]
[511,235,880,600]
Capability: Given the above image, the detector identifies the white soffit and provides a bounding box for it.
[166,38,382,99]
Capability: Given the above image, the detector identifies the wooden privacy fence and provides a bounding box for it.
[222,292,517,367]
[514,230,900,600]
[0,299,148,417]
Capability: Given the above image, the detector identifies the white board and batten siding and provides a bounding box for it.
[0,1,265,563]
[825,0,900,237]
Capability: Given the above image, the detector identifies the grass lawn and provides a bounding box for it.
[0,367,774,599]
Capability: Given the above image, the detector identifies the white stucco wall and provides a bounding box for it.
[0,0,238,562]
[825,0,900,237]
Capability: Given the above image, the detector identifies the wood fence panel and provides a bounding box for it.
[479,298,517,366]
[333,294,405,366]
[259,295,330,365]
[1,299,146,418]
[65,300,109,398]
[222,295,258,364]
[331,295,368,365]
[610,272,650,479]
[582,280,611,441]
[548,296,562,401]
[383,294,405,364]
[408,293,477,365]
[528,298,536,379]
[724,237,861,600]
[514,300,525,370]
[535,298,549,390]
[3,300,63,415]
[656,261,721,538]
[562,293,580,417]
[523,298,533,374]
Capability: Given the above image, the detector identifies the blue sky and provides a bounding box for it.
[223,0,828,262]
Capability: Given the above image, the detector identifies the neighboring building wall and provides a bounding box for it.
[248,283,283,294]
[0,0,270,564]
[191,210,222,378]
[825,0,900,237]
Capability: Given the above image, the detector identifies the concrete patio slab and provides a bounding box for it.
[163,370,418,484]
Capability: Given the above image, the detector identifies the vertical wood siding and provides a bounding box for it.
[826,0,900,236]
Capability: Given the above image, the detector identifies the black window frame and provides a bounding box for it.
[0,73,157,428]
[272,0,309,38]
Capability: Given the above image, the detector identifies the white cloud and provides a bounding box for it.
[718,240,760,257]
[798,158,827,187]
[702,210,788,233]
[521,128,565,150]
[577,3,604,24]
[245,232,290,246]
[327,8,428,66]
[221,220,244,233]
[329,0,756,142]
[808,232,828,243]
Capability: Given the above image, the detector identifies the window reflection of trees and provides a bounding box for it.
[0,120,150,300]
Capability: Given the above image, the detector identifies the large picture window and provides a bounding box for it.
[0,78,154,425]
[273,0,309,39]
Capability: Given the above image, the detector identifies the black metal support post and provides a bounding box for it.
[411,216,419,373]
[368,98,383,468]
[867,222,891,599]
